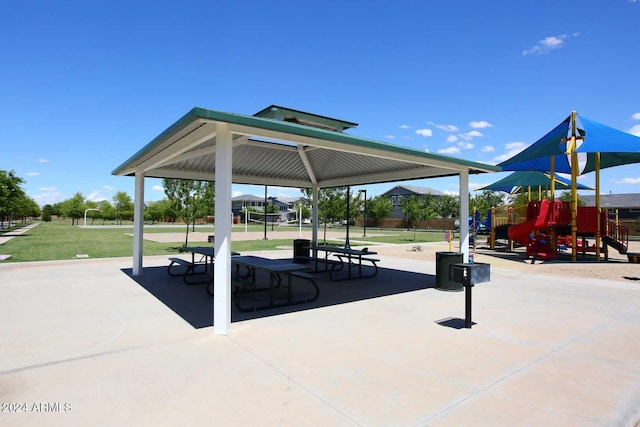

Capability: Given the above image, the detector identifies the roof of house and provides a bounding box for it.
[580,193,640,209]
[380,184,446,197]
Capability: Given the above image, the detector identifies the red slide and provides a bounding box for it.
[507,218,538,246]
[508,200,557,260]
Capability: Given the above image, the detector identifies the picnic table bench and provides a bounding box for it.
[231,255,319,312]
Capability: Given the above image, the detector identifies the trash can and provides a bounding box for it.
[293,239,310,263]
[435,251,463,291]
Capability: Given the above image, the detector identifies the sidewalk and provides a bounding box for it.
[0,222,39,246]
[1,251,639,426]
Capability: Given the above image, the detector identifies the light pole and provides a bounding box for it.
[84,207,100,228]
[358,189,367,237]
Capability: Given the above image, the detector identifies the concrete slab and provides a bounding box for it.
[1,251,639,426]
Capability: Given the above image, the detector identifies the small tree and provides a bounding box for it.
[112,191,133,225]
[557,190,585,206]
[163,179,214,246]
[367,195,392,228]
[60,193,86,225]
[42,204,53,222]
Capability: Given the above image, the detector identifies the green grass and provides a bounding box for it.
[0,219,447,263]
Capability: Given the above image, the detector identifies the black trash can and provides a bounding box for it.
[435,251,463,291]
[293,239,311,263]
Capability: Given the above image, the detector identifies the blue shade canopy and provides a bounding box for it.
[498,116,572,173]
[475,171,593,194]
[498,114,640,174]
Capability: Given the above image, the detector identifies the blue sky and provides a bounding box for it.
[2,0,639,206]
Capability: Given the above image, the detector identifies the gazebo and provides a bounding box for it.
[113,105,500,334]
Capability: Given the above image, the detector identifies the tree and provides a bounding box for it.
[470,191,505,216]
[145,200,168,224]
[401,194,436,229]
[0,169,26,227]
[433,194,459,218]
[557,191,585,206]
[42,204,53,222]
[112,191,133,225]
[98,201,116,224]
[163,179,214,246]
[367,195,392,227]
[300,187,348,242]
[60,193,86,225]
[15,196,41,221]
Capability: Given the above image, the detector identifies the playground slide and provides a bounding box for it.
[507,199,552,246]
[507,218,538,246]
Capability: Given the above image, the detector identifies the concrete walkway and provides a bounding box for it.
[0,222,39,245]
[1,250,639,426]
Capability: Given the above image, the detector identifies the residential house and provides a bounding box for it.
[380,184,446,219]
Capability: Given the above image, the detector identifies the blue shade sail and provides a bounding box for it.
[476,171,593,194]
[498,114,640,174]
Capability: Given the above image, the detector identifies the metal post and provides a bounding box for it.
[345,186,351,248]
[263,186,268,240]
[83,208,99,228]
[465,284,473,329]
[359,189,367,237]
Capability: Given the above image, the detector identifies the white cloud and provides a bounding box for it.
[385,134,396,139]
[38,158,49,163]
[481,145,495,153]
[103,185,116,191]
[31,187,65,206]
[493,141,528,163]
[429,122,459,132]
[522,34,575,56]
[611,177,640,184]
[152,185,165,193]
[631,112,640,120]
[25,171,40,176]
[443,190,459,196]
[469,121,494,129]
[446,135,458,143]
[232,191,243,198]
[424,148,430,153]
[458,130,484,141]
[415,128,433,137]
[458,142,474,150]
[86,191,108,202]
[437,146,461,155]
[399,124,410,129]
[629,124,640,136]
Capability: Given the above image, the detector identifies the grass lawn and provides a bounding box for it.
[0,220,447,263]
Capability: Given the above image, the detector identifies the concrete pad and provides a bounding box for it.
[1,251,639,426]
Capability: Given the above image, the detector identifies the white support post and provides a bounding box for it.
[214,123,233,335]
[132,172,145,276]
[459,170,470,262]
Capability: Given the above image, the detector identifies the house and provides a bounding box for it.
[380,184,446,219]
[231,194,308,222]
[580,193,640,220]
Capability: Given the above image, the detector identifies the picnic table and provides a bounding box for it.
[168,246,240,286]
[231,255,319,312]
[306,245,379,280]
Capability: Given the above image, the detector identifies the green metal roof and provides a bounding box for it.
[112,106,500,188]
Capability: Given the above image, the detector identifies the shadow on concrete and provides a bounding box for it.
[122,261,435,329]
[435,317,475,330]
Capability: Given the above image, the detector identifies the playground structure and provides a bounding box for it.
[483,199,634,263]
